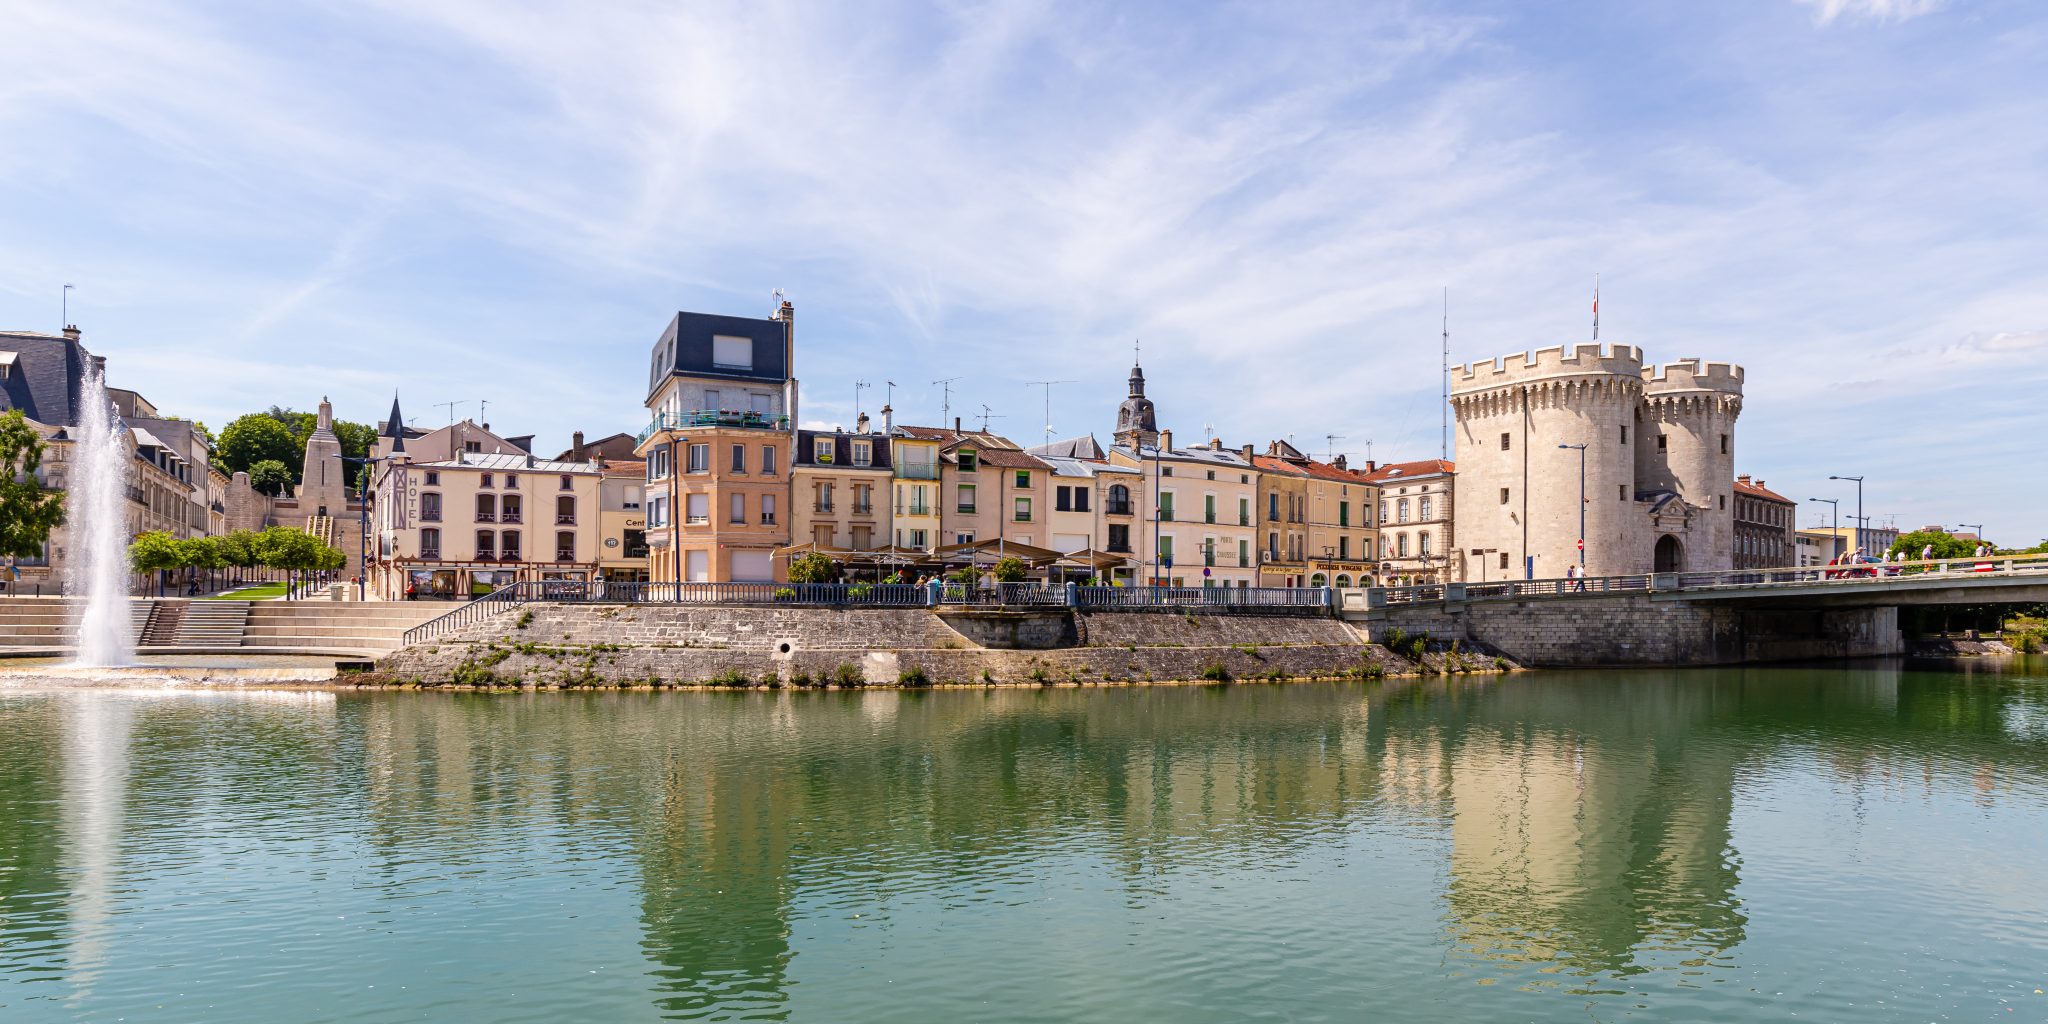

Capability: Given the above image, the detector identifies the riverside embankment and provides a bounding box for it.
[370,604,1510,688]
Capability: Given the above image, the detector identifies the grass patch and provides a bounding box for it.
[1198,661,1232,683]
[208,582,288,600]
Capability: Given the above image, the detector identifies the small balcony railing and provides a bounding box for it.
[475,513,496,523]
[421,511,442,523]
[1239,514,1251,526]
[1014,512,1032,523]
[420,548,442,560]
[1108,543,1133,553]
[502,548,522,562]
[1105,501,1133,516]
[636,410,791,445]
[474,552,497,562]
[760,514,777,525]
[556,514,576,525]
[957,504,977,514]
[852,503,873,516]
[896,462,939,481]
[815,502,835,513]
[500,512,522,524]
[555,549,575,561]
[1205,512,1217,524]
[1159,509,1176,522]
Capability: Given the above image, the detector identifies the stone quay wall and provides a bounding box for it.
[1359,593,1902,667]
[374,605,1492,688]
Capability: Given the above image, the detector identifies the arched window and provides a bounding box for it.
[1108,484,1130,514]
[556,495,576,525]
[1309,573,1327,587]
[1334,574,1352,588]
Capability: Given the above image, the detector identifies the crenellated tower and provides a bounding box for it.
[1450,344,1744,578]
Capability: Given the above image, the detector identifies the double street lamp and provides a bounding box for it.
[1828,474,1865,554]
[1808,497,1840,561]
[1557,444,1588,576]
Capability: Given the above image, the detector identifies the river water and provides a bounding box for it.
[2,660,2045,1023]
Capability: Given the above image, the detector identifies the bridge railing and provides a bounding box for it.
[1368,552,2048,607]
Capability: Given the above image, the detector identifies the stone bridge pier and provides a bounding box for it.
[1344,587,1904,667]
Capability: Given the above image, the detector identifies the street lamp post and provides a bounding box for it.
[1829,475,1864,555]
[1558,444,1588,576]
[342,455,395,601]
[1809,498,1839,561]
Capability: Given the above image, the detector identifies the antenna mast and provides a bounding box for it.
[932,377,961,428]
[854,380,870,423]
[1026,379,1073,452]
[977,404,1005,432]
[1324,434,1345,463]
[434,400,469,426]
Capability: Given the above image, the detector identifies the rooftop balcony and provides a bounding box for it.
[636,409,791,445]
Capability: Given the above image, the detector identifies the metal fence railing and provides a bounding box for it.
[1370,552,2048,608]
[1074,586,1329,610]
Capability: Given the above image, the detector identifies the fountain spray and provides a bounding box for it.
[66,362,135,667]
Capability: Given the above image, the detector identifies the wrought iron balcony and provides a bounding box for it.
[636,409,791,445]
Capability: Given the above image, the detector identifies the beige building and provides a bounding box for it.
[1253,443,1380,588]
[1363,459,1456,584]
[369,450,603,599]
[1033,447,1141,583]
[792,420,892,556]
[887,407,941,552]
[1108,432,1260,588]
[897,424,1055,550]
[1733,475,1796,569]
[634,305,796,583]
[597,460,650,582]
[1450,344,1743,580]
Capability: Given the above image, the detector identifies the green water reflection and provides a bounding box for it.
[2,659,2045,1022]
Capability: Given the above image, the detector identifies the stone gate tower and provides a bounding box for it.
[1450,344,1743,579]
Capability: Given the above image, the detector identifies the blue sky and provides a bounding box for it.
[2,0,2042,542]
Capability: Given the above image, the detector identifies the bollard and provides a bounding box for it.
[925,578,942,607]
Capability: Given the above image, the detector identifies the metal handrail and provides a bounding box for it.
[1370,553,2048,606]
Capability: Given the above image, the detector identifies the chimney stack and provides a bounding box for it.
[1241,443,1254,462]
[881,404,894,434]
[954,416,962,432]
[856,412,870,434]
[62,325,81,341]
[1333,454,1348,471]
[1364,460,1377,473]
[1209,437,1222,450]
[1159,429,1173,453]
[571,430,586,462]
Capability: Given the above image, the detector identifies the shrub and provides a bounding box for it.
[708,669,752,687]
[980,669,995,684]
[789,670,813,688]
[991,556,1027,584]
[898,666,932,687]
[848,583,874,601]
[787,551,837,584]
[831,662,864,686]
[1198,661,1231,682]
[1406,637,1428,661]
[1493,655,1510,672]
[1232,642,1260,657]
[773,587,797,601]
[1383,627,1408,651]
[1027,666,1050,684]
[1361,662,1386,680]
[514,610,534,630]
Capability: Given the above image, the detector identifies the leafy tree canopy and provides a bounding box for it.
[1889,530,1981,560]
[215,530,262,568]
[0,410,66,560]
[991,556,1028,583]
[128,531,187,574]
[248,459,294,497]
[786,551,837,584]
[217,414,300,478]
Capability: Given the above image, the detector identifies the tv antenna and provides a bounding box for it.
[1325,434,1345,463]
[976,404,1006,432]
[477,398,489,426]
[854,380,871,423]
[62,283,74,329]
[1026,379,1072,452]
[932,377,961,428]
[434,400,469,426]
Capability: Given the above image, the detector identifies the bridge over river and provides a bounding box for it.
[1346,554,2048,666]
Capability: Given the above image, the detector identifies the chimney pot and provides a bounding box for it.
[954,416,961,432]
[62,325,81,341]
[1334,454,1348,470]
[1160,429,1173,452]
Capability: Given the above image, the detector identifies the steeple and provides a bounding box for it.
[383,393,407,454]
[1113,352,1159,450]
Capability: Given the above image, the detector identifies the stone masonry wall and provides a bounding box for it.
[374,605,1440,688]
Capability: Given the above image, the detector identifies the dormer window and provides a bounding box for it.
[957,449,978,472]
[712,335,753,370]
[815,438,834,462]
[852,440,871,466]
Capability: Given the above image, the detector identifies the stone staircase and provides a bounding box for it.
[305,515,339,549]
[139,600,183,645]
[0,595,445,655]
[177,601,250,647]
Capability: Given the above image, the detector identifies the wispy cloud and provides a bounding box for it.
[0,0,2042,538]
[1794,0,1947,26]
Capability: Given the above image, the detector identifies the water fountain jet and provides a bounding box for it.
[66,362,135,667]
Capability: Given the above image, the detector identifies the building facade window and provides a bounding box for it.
[476,494,496,523]
[732,445,747,472]
[420,528,440,558]
[687,444,709,473]
[420,492,441,522]
[556,496,575,524]
[761,494,776,525]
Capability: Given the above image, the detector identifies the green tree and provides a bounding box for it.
[1889,529,1977,561]
[128,531,187,596]
[255,527,343,598]
[215,529,262,584]
[178,536,228,592]
[786,551,837,584]
[248,459,293,497]
[0,410,66,561]
[217,414,300,478]
[991,556,1028,583]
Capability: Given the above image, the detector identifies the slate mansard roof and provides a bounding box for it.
[0,329,94,427]
[646,310,792,398]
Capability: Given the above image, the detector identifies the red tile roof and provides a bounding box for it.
[1360,459,1454,483]
[1734,476,1793,504]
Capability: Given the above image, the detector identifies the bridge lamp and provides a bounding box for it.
[1828,475,1865,554]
